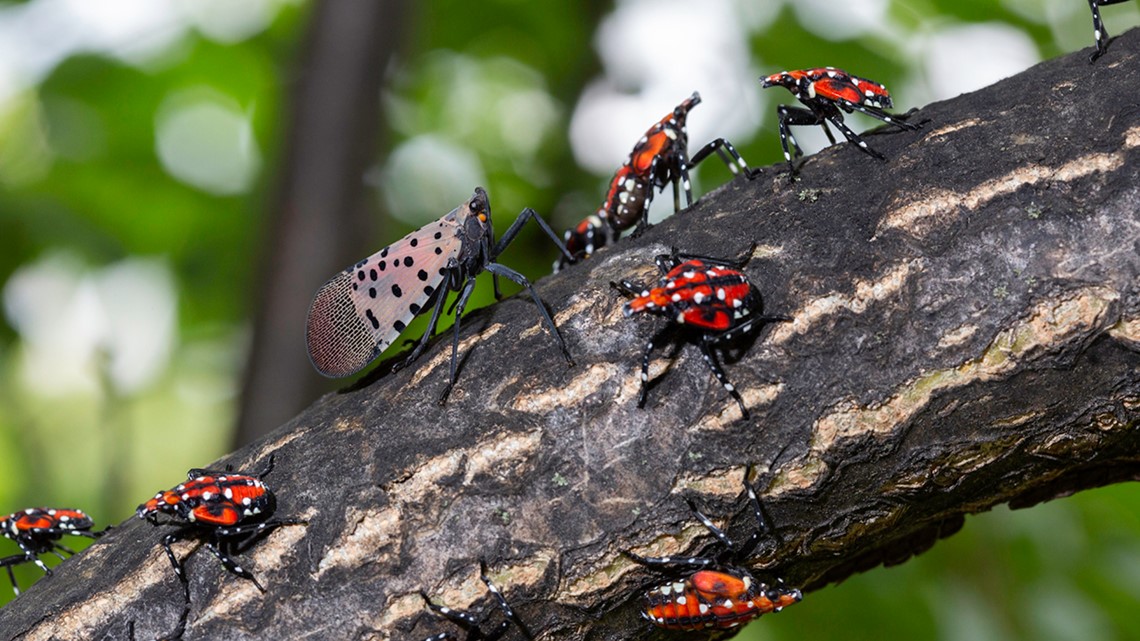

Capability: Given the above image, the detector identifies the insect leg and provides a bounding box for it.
[664,243,759,270]
[637,325,675,409]
[392,277,453,374]
[774,105,820,179]
[689,138,756,179]
[610,279,646,299]
[839,100,923,130]
[1,553,26,596]
[439,277,479,404]
[201,538,265,592]
[479,558,534,640]
[492,208,574,263]
[697,341,748,419]
[483,263,572,367]
[826,115,885,160]
[734,465,776,559]
[623,549,715,570]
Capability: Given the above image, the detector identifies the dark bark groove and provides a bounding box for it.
[3,29,1140,641]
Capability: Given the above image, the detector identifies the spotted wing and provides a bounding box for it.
[306,213,462,377]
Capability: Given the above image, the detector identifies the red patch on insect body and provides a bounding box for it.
[642,570,802,630]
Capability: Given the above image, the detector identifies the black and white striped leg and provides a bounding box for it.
[637,325,676,409]
[1089,0,1130,62]
[838,100,923,130]
[1,552,28,596]
[419,560,531,641]
[622,548,716,570]
[201,539,265,592]
[826,115,885,160]
[775,105,820,178]
[734,465,774,559]
[675,150,695,212]
[711,314,792,345]
[484,261,573,367]
[208,519,303,590]
[689,137,755,179]
[659,243,759,273]
[439,276,479,404]
[697,342,748,419]
[610,279,647,299]
[160,527,198,588]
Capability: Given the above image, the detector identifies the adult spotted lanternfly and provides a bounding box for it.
[761,67,921,179]
[1088,0,1130,61]
[611,245,789,419]
[0,507,106,595]
[307,187,574,402]
[556,91,754,271]
[418,559,532,641]
[624,465,802,631]
[137,457,304,597]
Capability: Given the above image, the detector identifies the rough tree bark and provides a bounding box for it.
[3,31,1139,641]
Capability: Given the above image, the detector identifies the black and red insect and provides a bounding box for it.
[419,559,532,641]
[624,465,802,631]
[761,67,921,179]
[1088,0,1130,61]
[556,91,754,271]
[0,507,106,595]
[136,456,303,596]
[307,187,574,402]
[611,245,789,419]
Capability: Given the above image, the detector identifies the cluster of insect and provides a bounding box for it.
[5,9,1124,638]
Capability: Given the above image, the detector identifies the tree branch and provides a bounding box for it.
[3,30,1140,641]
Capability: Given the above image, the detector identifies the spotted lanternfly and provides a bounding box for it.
[0,507,106,595]
[556,91,755,271]
[137,456,304,598]
[418,559,533,641]
[1088,0,1130,61]
[761,67,922,179]
[307,187,574,402]
[610,245,789,419]
[624,465,802,631]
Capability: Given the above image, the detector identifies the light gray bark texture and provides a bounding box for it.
[2,29,1139,641]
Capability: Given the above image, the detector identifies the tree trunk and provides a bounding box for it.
[3,30,1139,641]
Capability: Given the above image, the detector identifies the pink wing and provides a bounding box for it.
[306,212,463,377]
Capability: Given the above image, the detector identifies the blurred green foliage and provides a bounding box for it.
[0,0,1136,633]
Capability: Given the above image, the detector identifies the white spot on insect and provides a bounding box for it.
[733,298,743,308]
[201,492,213,501]
[807,82,817,98]
[242,497,252,506]
[188,511,197,522]
[675,595,687,605]
[683,271,695,279]
[717,289,726,300]
[224,488,234,500]
[641,372,648,381]
[676,313,686,324]
[641,290,650,297]
[624,178,636,191]
[181,494,191,501]
[742,575,752,590]
[672,293,682,302]
[693,292,705,304]
[660,584,672,595]
[723,599,734,608]
[673,582,685,593]
[699,603,710,614]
